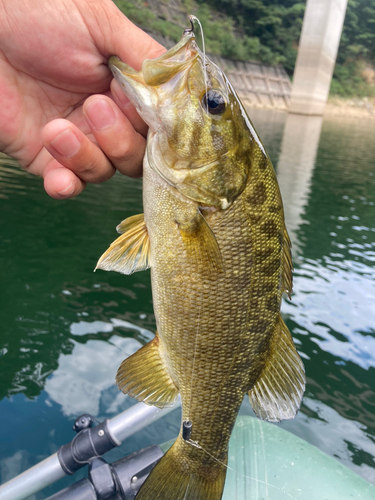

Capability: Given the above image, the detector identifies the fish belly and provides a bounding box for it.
[143,157,272,458]
[137,153,304,500]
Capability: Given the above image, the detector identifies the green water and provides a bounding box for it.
[1,110,374,497]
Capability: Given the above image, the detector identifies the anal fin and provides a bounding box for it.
[248,315,305,422]
[95,213,150,275]
[116,334,178,408]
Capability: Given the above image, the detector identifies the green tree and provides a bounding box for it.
[114,0,375,97]
[332,0,375,96]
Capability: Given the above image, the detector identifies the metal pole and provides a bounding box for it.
[0,455,64,500]
[0,400,180,500]
[107,398,180,443]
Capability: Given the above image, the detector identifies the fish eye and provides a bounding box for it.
[202,90,226,115]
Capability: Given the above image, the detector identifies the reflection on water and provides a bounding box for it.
[0,155,28,200]
[45,334,141,416]
[277,113,323,258]
[45,319,154,416]
[1,112,375,495]
[284,259,375,369]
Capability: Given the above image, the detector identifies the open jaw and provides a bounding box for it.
[108,32,200,121]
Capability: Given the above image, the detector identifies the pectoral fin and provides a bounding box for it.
[116,334,178,408]
[95,214,151,275]
[177,210,223,273]
[248,315,305,422]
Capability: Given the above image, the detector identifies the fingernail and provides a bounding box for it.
[50,129,81,158]
[86,99,116,130]
[56,181,75,196]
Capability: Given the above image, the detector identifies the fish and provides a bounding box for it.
[96,23,305,500]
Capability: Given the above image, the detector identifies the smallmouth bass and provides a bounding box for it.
[97,26,305,500]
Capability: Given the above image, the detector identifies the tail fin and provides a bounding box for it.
[136,437,227,500]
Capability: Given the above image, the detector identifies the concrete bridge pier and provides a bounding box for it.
[289,0,348,116]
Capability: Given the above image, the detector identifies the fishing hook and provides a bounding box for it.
[183,16,195,35]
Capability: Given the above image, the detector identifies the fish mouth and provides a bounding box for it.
[108,32,199,119]
[109,31,197,85]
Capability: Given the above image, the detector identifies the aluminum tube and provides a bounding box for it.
[0,400,180,500]
[0,454,64,500]
[46,478,96,500]
[107,397,181,443]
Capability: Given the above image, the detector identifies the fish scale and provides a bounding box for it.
[96,27,305,500]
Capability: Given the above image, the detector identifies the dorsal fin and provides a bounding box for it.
[95,213,151,275]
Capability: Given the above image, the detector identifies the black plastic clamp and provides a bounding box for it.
[45,446,164,500]
[58,419,119,475]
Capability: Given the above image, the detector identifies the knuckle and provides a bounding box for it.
[109,141,138,164]
[74,156,111,182]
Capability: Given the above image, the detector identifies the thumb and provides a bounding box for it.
[86,0,166,70]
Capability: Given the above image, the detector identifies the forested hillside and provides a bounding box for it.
[114,0,375,97]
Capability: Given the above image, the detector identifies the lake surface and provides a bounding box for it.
[1,109,375,497]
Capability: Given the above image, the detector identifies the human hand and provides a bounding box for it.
[0,0,165,198]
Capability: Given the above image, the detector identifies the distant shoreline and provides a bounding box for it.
[245,96,375,120]
[324,96,374,120]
